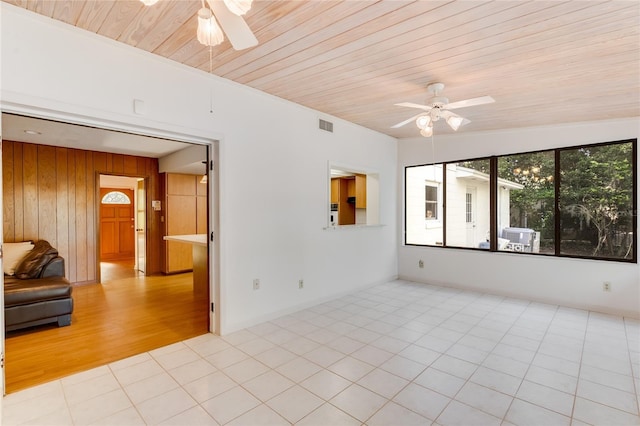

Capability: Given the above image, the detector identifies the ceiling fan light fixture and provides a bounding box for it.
[139,0,160,5]
[197,7,224,46]
[223,0,253,16]
[446,115,470,131]
[415,114,432,130]
[420,126,433,138]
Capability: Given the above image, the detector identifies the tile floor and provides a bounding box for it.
[2,280,639,425]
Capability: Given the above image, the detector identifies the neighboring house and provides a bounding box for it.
[406,164,523,248]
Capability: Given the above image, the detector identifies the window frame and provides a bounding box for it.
[404,139,637,263]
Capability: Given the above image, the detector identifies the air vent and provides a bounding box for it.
[319,119,333,133]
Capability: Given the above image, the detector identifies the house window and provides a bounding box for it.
[101,191,131,204]
[425,185,438,220]
[404,139,637,262]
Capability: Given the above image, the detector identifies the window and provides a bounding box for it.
[405,139,637,262]
[445,159,490,249]
[559,143,635,259]
[101,191,131,204]
[425,185,438,220]
[406,164,443,245]
[497,151,555,253]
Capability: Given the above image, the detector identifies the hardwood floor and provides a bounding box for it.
[4,263,209,393]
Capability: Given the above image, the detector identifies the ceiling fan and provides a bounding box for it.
[391,83,494,137]
[141,0,258,50]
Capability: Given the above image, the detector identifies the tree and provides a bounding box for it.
[560,142,634,258]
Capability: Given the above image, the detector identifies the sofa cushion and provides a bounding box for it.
[3,242,34,276]
[14,240,59,279]
[4,276,72,307]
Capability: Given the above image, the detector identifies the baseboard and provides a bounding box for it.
[397,274,640,320]
[220,274,399,335]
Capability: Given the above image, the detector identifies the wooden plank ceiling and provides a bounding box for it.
[4,0,639,139]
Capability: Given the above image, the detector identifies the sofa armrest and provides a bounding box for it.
[40,256,66,278]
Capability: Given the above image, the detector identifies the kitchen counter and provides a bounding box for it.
[163,234,208,295]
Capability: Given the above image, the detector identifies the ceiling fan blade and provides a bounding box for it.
[391,113,425,129]
[207,0,258,50]
[394,102,432,111]
[445,96,495,110]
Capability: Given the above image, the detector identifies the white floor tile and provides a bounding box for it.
[222,357,270,383]
[168,358,218,386]
[577,378,638,414]
[266,385,324,423]
[243,370,295,401]
[68,389,132,425]
[482,353,530,378]
[455,381,513,418]
[111,359,165,387]
[431,354,479,380]
[357,368,409,399]
[2,387,68,425]
[135,387,197,425]
[253,346,297,368]
[63,372,122,406]
[393,383,451,421]
[327,336,366,354]
[573,396,640,426]
[505,399,571,426]
[159,405,219,425]
[226,404,289,426]
[350,344,394,366]
[297,403,361,426]
[201,386,261,425]
[205,347,249,369]
[525,365,578,394]
[470,366,522,396]
[300,369,352,400]
[378,354,426,381]
[330,383,387,422]
[414,367,466,398]
[123,371,180,405]
[91,407,146,426]
[579,363,636,393]
[153,346,202,371]
[183,371,237,403]
[236,337,276,356]
[282,336,320,355]
[367,401,430,426]
[437,400,502,426]
[328,356,375,381]
[303,345,346,367]
[516,380,575,417]
[276,356,323,383]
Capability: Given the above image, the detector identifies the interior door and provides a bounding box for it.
[136,180,146,273]
[100,188,135,260]
[465,187,477,247]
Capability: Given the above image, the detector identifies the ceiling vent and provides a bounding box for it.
[319,119,333,133]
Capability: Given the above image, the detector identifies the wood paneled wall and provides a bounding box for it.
[2,141,163,283]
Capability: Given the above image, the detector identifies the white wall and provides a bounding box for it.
[0,4,398,333]
[398,118,640,318]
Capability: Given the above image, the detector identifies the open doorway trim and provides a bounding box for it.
[0,104,221,395]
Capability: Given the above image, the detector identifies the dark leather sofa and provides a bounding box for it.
[4,241,74,332]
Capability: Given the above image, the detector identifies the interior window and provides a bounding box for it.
[329,166,379,227]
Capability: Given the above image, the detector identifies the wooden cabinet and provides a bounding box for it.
[164,173,208,273]
[355,174,367,209]
[331,174,367,225]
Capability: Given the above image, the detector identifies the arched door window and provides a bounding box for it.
[101,191,131,204]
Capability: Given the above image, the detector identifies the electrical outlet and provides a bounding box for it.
[603,281,611,292]
[299,279,304,289]
[253,279,260,290]
[418,260,424,268]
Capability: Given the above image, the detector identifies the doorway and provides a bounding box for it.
[1,112,220,395]
[98,176,145,282]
